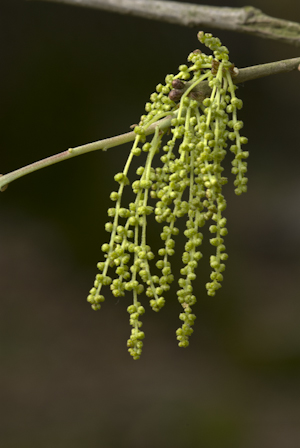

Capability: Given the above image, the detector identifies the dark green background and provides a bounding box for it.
[1,0,300,447]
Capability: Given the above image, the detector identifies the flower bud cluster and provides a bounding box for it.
[127,301,145,360]
[87,32,248,359]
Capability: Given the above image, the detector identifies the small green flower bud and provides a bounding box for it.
[110,191,119,201]
[107,208,116,217]
[233,121,243,131]
[114,172,129,185]
[132,147,141,156]
[105,222,113,232]
[240,136,248,145]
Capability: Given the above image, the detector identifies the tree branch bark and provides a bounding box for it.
[1,56,300,192]
[29,0,300,47]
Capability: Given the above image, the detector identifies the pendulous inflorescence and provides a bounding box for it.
[87,32,248,359]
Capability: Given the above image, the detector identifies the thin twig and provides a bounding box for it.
[29,0,300,47]
[0,116,173,191]
[1,56,299,192]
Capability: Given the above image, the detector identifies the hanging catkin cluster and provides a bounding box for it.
[87,32,248,359]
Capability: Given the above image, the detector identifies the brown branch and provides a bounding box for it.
[28,0,300,47]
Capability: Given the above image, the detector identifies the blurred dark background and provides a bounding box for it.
[0,0,300,447]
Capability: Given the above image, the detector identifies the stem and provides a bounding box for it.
[190,57,300,99]
[233,57,300,84]
[0,115,173,191]
[1,57,299,192]
[177,71,210,121]
[29,0,300,47]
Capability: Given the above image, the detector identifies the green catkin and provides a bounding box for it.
[87,32,248,359]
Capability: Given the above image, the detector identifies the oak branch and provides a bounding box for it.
[1,56,300,192]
